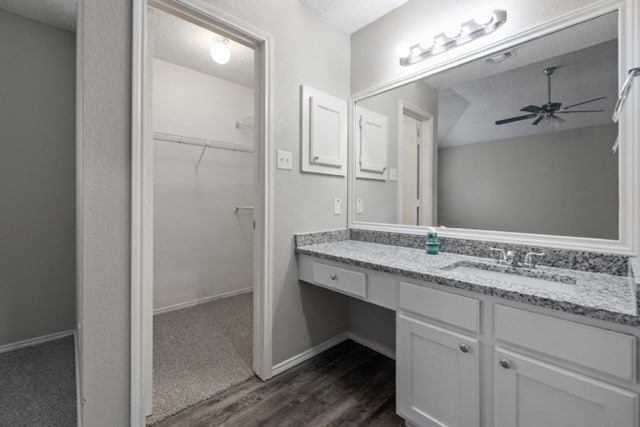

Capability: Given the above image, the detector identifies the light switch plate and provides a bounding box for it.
[389,168,398,181]
[277,150,293,170]
[356,199,363,214]
[334,198,341,215]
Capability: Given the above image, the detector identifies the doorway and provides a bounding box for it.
[131,1,273,425]
[398,102,434,226]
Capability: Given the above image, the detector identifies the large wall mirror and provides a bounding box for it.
[351,9,634,248]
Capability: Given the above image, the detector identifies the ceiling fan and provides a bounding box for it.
[495,66,606,126]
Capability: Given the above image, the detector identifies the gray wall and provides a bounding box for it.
[78,0,350,423]
[438,124,618,239]
[0,10,75,346]
[356,81,438,224]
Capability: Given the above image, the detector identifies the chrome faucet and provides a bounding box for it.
[523,252,546,269]
[489,248,517,266]
[490,248,546,269]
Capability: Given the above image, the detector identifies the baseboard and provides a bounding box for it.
[348,332,396,360]
[0,329,75,354]
[271,332,350,376]
[153,287,253,315]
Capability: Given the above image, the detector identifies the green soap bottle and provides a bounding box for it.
[426,227,439,255]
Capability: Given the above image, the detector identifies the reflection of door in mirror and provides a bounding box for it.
[401,111,433,226]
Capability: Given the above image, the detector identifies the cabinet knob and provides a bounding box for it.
[500,358,511,369]
[330,274,338,280]
[459,344,469,353]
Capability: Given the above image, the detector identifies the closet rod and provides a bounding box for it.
[153,131,254,153]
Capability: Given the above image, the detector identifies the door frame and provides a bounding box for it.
[397,100,434,226]
[131,0,274,425]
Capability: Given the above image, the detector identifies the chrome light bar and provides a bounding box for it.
[399,10,508,67]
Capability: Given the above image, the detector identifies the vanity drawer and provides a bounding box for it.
[312,262,367,299]
[399,281,480,333]
[495,305,636,381]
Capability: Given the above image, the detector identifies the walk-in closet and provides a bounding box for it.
[147,8,257,423]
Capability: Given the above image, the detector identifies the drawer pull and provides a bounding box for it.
[500,359,511,369]
[330,274,338,280]
[459,344,469,353]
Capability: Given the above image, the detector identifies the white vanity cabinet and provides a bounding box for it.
[297,254,640,427]
[494,348,638,427]
[397,281,481,426]
[397,314,480,427]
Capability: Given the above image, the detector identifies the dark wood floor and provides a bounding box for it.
[152,340,404,427]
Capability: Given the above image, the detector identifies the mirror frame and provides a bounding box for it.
[348,0,639,255]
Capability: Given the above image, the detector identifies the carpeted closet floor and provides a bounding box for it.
[148,291,254,425]
[0,336,77,426]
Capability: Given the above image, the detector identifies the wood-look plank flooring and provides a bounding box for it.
[152,340,403,427]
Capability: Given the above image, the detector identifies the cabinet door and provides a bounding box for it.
[397,314,480,427]
[495,348,638,427]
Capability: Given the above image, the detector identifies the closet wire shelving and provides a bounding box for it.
[153,131,254,171]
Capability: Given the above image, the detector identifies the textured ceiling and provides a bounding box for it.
[299,0,411,34]
[429,12,618,147]
[153,8,254,88]
[0,0,77,31]
[424,12,617,91]
[437,40,617,147]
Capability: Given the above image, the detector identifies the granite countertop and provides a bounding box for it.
[297,240,639,326]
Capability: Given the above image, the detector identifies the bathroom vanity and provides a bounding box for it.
[295,230,640,427]
[294,1,640,425]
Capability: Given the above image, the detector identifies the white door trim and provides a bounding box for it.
[397,100,434,226]
[348,0,639,255]
[131,1,274,425]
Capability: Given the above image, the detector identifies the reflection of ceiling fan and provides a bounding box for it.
[495,66,606,126]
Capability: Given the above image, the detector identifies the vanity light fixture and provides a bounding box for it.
[398,10,507,66]
[210,38,231,64]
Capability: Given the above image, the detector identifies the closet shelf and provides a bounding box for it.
[234,206,254,213]
[235,114,254,130]
[153,131,254,171]
[154,131,254,153]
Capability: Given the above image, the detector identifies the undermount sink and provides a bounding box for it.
[443,261,578,294]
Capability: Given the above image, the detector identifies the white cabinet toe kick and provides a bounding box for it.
[297,254,640,427]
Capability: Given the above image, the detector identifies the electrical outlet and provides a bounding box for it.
[277,150,292,170]
[334,198,341,215]
[356,199,363,214]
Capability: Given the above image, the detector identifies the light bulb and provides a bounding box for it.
[210,38,230,64]
[433,34,447,46]
[419,36,434,49]
[473,12,494,26]
[444,26,460,38]
[395,43,411,58]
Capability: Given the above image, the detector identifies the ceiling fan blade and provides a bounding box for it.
[562,96,606,110]
[495,114,538,125]
[532,116,544,125]
[556,110,606,113]
[520,105,542,113]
